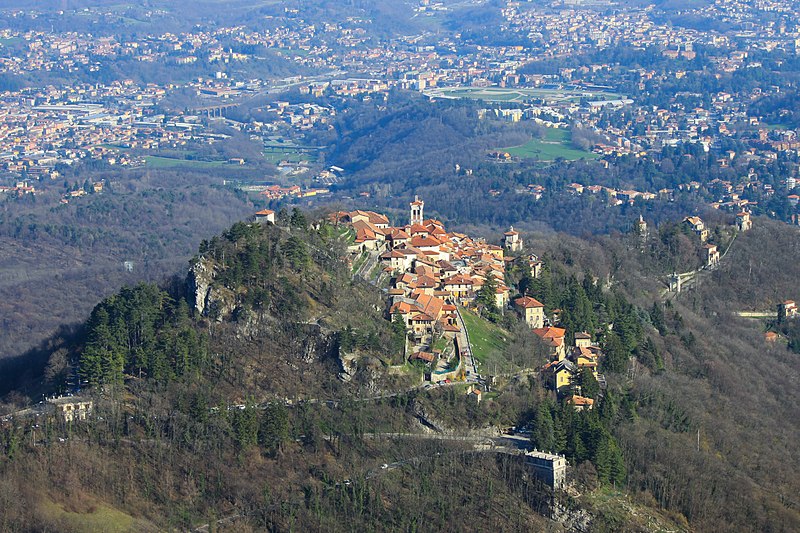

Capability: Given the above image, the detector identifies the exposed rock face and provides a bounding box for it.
[298,324,338,364]
[206,285,236,322]
[552,499,593,532]
[187,257,215,316]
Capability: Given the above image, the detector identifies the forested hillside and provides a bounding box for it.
[1,213,799,532]
[523,218,800,531]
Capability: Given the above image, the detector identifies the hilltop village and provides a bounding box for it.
[331,197,605,409]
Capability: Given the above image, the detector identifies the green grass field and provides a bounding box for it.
[40,499,152,532]
[499,128,599,161]
[262,147,317,163]
[263,138,319,163]
[144,156,228,169]
[428,86,622,104]
[459,308,510,367]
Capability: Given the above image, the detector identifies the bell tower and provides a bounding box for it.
[410,196,424,226]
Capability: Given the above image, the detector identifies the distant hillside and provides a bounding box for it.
[0,170,255,360]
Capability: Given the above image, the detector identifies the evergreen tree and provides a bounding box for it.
[578,368,600,399]
[531,402,555,452]
[261,402,290,456]
[233,404,260,451]
[477,275,501,322]
[391,313,407,358]
[517,263,535,297]
[290,208,308,229]
[649,302,666,335]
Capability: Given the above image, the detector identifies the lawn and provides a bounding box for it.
[499,128,599,161]
[144,155,228,169]
[459,308,510,366]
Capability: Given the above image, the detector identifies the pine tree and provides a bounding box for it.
[233,404,260,451]
[261,402,290,456]
[531,402,555,451]
[477,275,500,322]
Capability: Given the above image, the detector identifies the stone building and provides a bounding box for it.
[525,450,567,489]
[503,226,523,252]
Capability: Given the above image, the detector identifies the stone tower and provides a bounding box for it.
[410,195,424,226]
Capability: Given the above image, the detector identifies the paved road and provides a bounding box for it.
[454,307,480,383]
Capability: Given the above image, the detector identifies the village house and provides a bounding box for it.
[684,216,709,242]
[514,296,545,328]
[778,300,798,321]
[254,208,275,224]
[47,396,93,422]
[566,395,595,411]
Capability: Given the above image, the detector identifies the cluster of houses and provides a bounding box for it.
[537,326,605,410]
[332,197,545,367]
[681,211,752,268]
[333,197,605,406]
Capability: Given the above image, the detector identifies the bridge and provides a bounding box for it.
[189,102,240,118]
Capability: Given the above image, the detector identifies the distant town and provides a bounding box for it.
[0,0,799,225]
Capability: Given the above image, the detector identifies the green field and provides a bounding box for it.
[144,155,228,169]
[262,147,317,163]
[459,308,510,369]
[40,499,153,532]
[499,128,599,161]
[0,37,22,47]
[427,86,623,104]
[263,138,319,163]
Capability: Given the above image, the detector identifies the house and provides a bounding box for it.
[410,351,435,364]
[255,209,275,224]
[516,254,542,278]
[380,249,412,272]
[548,358,576,395]
[47,396,93,422]
[533,327,568,360]
[503,226,523,252]
[684,216,709,242]
[566,395,595,411]
[514,296,545,328]
[442,274,474,302]
[778,300,798,321]
[574,332,592,348]
[410,313,435,337]
[736,211,752,231]
[703,244,720,267]
[387,228,410,248]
